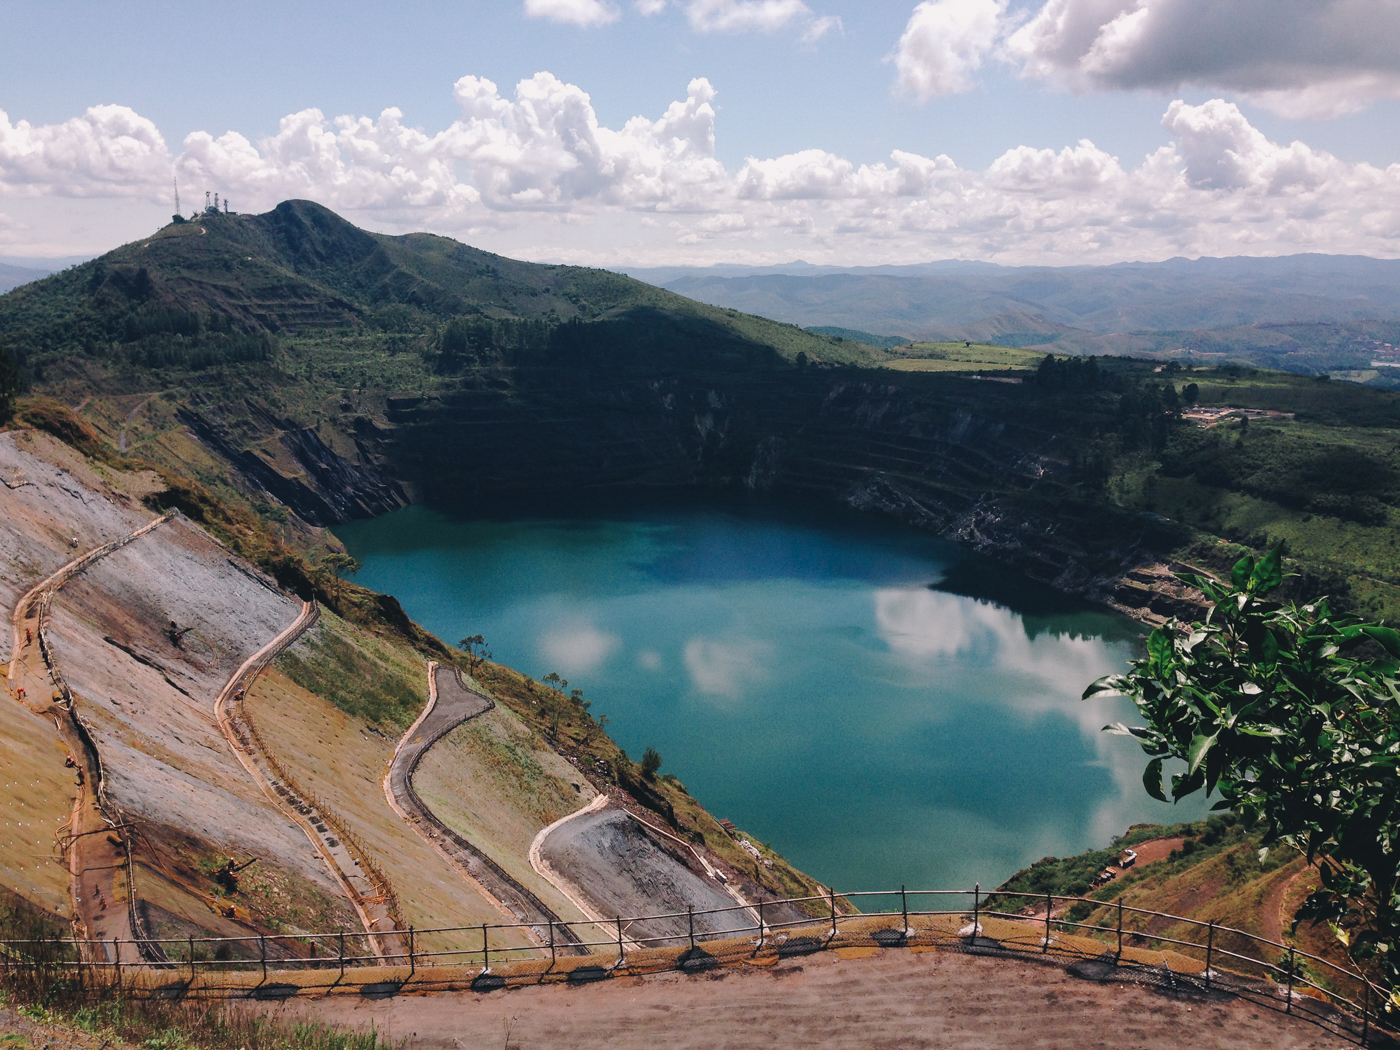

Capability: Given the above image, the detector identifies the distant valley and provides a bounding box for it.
[634,256,1400,382]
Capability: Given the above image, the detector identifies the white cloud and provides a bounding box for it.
[637,649,664,670]
[539,623,619,674]
[1005,0,1400,118]
[0,105,171,198]
[683,636,773,697]
[3,77,1400,265]
[635,0,667,12]
[523,0,622,27]
[799,14,842,45]
[890,0,1007,100]
[685,0,811,33]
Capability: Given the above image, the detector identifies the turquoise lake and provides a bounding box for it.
[337,494,1201,893]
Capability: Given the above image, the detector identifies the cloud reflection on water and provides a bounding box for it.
[538,621,619,674]
[683,635,775,698]
[874,585,1188,860]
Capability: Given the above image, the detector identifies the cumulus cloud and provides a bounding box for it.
[635,0,667,12]
[0,105,171,198]
[523,0,621,27]
[890,0,1007,101]
[1005,0,1400,118]
[3,75,1400,265]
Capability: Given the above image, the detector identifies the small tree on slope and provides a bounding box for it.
[1085,546,1400,1001]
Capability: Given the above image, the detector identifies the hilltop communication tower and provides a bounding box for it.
[173,177,180,216]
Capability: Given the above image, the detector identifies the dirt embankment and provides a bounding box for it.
[273,946,1358,1050]
[539,807,754,946]
[1,444,368,941]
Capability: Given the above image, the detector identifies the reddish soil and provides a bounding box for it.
[273,948,1358,1049]
[1130,837,1187,866]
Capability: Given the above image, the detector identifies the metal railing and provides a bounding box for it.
[0,887,1389,1044]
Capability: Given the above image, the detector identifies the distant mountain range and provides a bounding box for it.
[635,255,1400,339]
[0,262,55,295]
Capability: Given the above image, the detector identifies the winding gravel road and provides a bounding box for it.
[385,664,585,953]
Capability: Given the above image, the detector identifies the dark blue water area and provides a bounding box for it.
[337,491,1203,893]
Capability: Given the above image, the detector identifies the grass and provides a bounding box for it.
[0,888,389,1050]
[275,612,428,729]
[884,341,1044,372]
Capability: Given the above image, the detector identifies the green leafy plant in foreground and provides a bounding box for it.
[1086,545,1400,1000]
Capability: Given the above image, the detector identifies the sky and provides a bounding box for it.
[2,0,1400,267]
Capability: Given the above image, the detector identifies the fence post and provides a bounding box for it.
[901,885,908,939]
[482,924,489,972]
[971,884,979,941]
[1286,946,1295,1013]
[688,906,695,952]
[1044,892,1051,953]
[113,938,120,990]
[1204,922,1214,991]
[408,927,415,978]
[1116,899,1123,960]
[829,888,837,940]
[616,917,624,969]
[339,929,345,978]
[260,933,267,981]
[758,900,765,947]
[1363,982,1371,1047]
[549,920,556,966]
[188,935,195,986]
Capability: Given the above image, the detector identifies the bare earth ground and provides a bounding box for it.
[271,947,1358,1050]
[540,807,751,945]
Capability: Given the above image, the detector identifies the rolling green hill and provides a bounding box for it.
[0,199,872,379]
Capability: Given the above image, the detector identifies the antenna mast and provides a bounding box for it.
[173,176,180,216]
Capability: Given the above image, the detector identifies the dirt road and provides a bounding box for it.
[385,664,580,950]
[214,601,407,959]
[6,511,174,957]
[273,945,1358,1050]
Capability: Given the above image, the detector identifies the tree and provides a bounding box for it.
[459,634,492,674]
[542,672,567,693]
[323,553,360,601]
[0,346,23,423]
[641,747,662,780]
[1086,546,1400,996]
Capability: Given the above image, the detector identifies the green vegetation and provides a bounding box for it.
[804,325,908,349]
[990,814,1268,914]
[0,200,871,385]
[1087,547,1400,993]
[277,612,426,728]
[641,746,663,779]
[885,341,1044,372]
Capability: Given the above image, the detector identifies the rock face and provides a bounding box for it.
[178,404,407,527]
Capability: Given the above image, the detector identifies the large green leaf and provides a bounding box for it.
[1187,731,1218,775]
[1146,627,1173,673]
[1361,625,1400,660]
[1142,758,1166,802]
[1248,544,1284,594]
[1231,554,1255,590]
